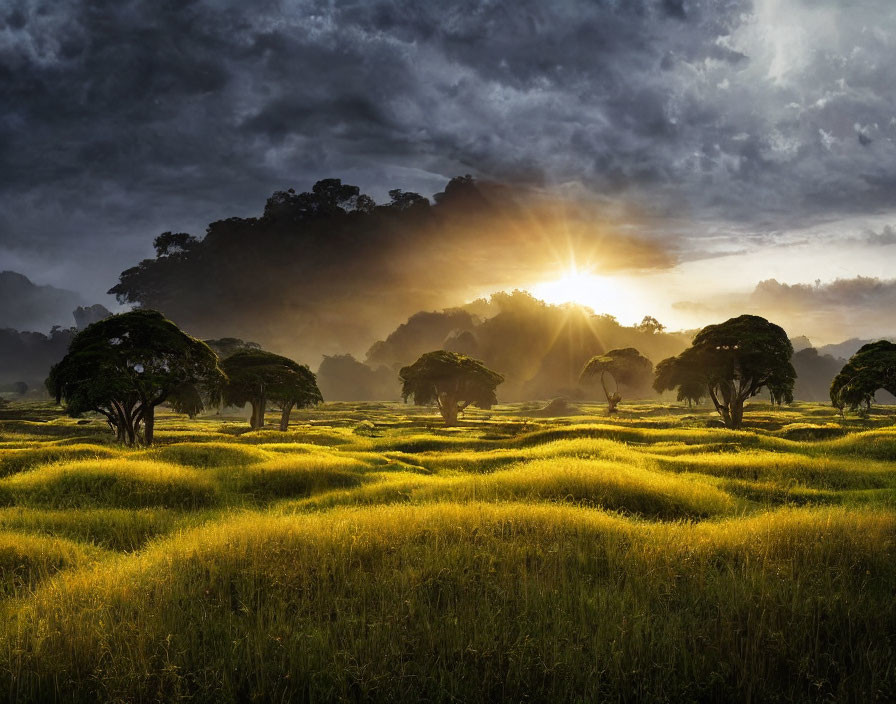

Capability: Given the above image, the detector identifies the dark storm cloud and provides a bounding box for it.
[859,225,896,246]
[1,0,895,306]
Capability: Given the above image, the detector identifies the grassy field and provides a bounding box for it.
[0,399,893,702]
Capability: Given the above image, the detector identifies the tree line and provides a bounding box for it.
[44,309,895,443]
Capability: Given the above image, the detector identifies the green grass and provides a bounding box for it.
[141,441,272,468]
[0,400,893,702]
[0,530,110,597]
[0,459,219,509]
[0,444,120,477]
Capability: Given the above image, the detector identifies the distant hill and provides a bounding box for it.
[789,336,813,352]
[816,338,895,360]
[0,271,86,332]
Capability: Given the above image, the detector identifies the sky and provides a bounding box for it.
[1,0,895,345]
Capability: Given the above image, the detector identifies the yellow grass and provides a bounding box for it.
[0,400,893,702]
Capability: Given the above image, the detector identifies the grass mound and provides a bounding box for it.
[510,423,763,448]
[524,397,583,417]
[0,444,119,477]
[0,460,219,509]
[0,507,195,551]
[144,442,271,468]
[228,455,369,501]
[0,530,108,596]
[298,458,735,519]
[652,450,894,491]
[239,428,354,446]
[422,458,736,518]
[775,423,848,441]
[4,504,893,703]
[821,429,896,460]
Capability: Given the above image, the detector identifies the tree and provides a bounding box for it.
[316,354,396,401]
[221,350,323,430]
[153,232,198,257]
[830,340,896,415]
[387,189,430,211]
[791,347,843,402]
[204,337,262,359]
[653,356,705,407]
[399,350,504,426]
[636,315,666,335]
[653,315,795,429]
[580,348,653,414]
[46,310,224,446]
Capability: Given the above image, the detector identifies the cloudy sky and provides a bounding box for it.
[1,0,895,344]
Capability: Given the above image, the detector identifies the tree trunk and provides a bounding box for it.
[607,392,622,414]
[124,418,136,446]
[728,400,744,429]
[437,391,459,426]
[440,403,459,427]
[708,386,745,430]
[250,398,267,429]
[144,405,156,446]
[257,390,267,428]
[600,372,621,414]
[279,402,294,432]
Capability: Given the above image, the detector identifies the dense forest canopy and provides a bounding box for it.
[107,176,669,364]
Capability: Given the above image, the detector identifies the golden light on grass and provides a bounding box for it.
[0,401,893,702]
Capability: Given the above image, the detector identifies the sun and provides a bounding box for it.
[530,266,645,323]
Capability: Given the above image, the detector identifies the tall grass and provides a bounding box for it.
[0,459,219,509]
[0,400,893,702]
[296,458,737,519]
[2,503,892,702]
[220,454,370,502]
[0,507,200,551]
[0,530,109,597]
[0,444,120,477]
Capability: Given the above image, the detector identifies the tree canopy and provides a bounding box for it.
[580,347,653,414]
[653,315,794,429]
[221,349,323,430]
[399,350,504,426]
[46,310,224,445]
[653,355,706,407]
[830,340,896,414]
[204,337,262,359]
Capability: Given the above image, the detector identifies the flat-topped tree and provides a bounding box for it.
[400,350,504,426]
[580,348,653,414]
[46,310,224,446]
[830,340,896,415]
[653,315,794,430]
[221,350,323,430]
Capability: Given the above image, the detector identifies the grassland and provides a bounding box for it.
[0,399,893,702]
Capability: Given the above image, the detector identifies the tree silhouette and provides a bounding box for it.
[580,348,653,414]
[791,347,843,402]
[221,349,323,430]
[830,340,896,415]
[653,356,705,407]
[653,315,794,429]
[399,350,503,426]
[636,316,666,335]
[46,310,224,445]
[204,337,262,359]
